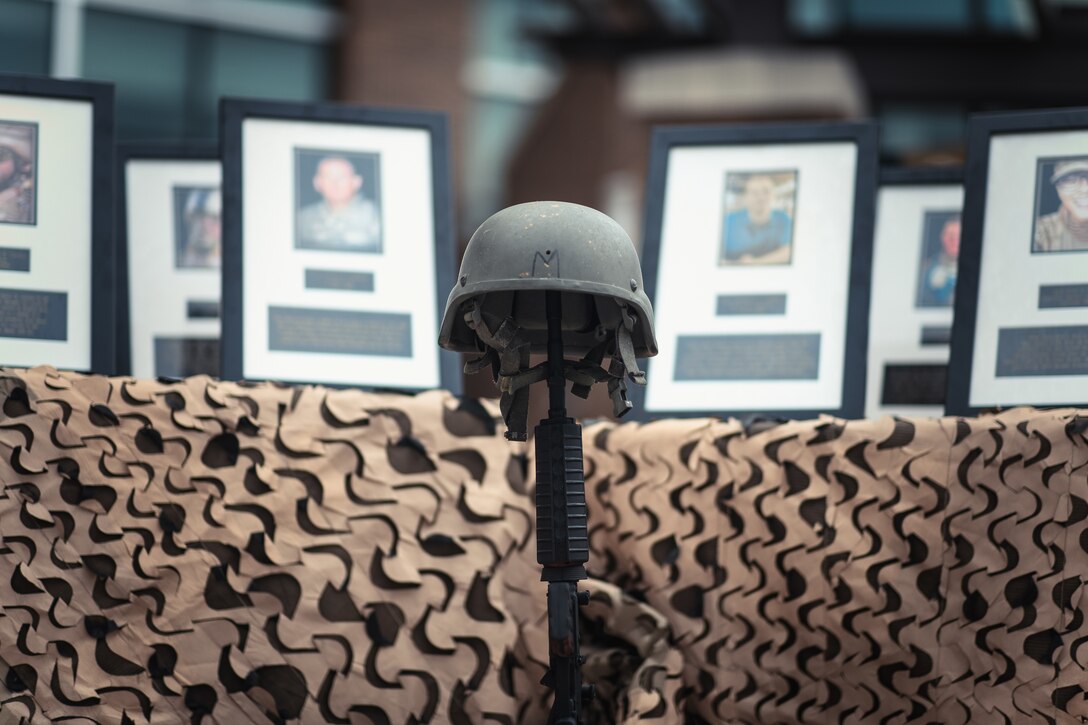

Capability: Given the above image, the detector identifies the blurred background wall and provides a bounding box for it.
[5,0,1088,407]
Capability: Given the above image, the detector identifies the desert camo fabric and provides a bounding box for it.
[582,411,1088,723]
[2,367,1087,723]
[0,367,676,724]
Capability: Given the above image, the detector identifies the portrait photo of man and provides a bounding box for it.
[916,210,960,308]
[1033,156,1088,253]
[294,148,382,253]
[720,170,796,265]
[0,121,37,226]
[173,186,222,269]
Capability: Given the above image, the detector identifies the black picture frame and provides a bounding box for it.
[633,120,880,421]
[115,143,220,376]
[0,73,115,374]
[881,167,965,310]
[219,98,460,393]
[947,108,1088,416]
[867,166,963,417]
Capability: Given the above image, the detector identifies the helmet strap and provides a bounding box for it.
[461,298,647,439]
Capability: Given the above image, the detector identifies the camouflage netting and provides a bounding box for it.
[1,367,1086,723]
[583,412,1088,723]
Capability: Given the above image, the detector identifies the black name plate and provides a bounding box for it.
[1038,284,1088,310]
[0,247,30,272]
[674,333,820,381]
[0,288,67,340]
[996,325,1088,377]
[305,269,375,293]
[186,300,220,320]
[715,294,787,316]
[881,364,947,406]
[154,337,220,378]
[268,306,412,357]
[920,326,951,346]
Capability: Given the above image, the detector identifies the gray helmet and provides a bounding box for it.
[439,201,657,439]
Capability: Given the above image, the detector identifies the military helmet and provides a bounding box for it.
[439,201,657,356]
[439,201,656,439]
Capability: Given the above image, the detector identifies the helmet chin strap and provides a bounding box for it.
[462,299,647,441]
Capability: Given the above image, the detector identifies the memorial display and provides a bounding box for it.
[220,99,459,391]
[439,201,657,721]
[948,108,1088,413]
[117,145,221,378]
[0,74,115,372]
[5,64,1088,724]
[637,121,879,419]
[2,366,1085,722]
[866,167,963,417]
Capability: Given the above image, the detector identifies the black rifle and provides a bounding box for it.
[536,290,594,723]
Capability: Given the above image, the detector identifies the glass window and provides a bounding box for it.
[790,0,1036,35]
[847,0,971,31]
[207,30,329,107]
[879,104,967,162]
[788,0,844,36]
[253,0,336,5]
[81,7,331,141]
[83,10,191,139]
[0,0,52,76]
[986,0,1037,34]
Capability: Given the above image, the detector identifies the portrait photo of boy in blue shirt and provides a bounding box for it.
[720,170,796,266]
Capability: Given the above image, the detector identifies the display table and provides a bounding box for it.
[1,368,1085,723]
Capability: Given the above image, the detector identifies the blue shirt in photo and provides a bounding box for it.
[721,209,792,262]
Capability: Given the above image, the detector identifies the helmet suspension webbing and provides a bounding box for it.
[462,298,646,441]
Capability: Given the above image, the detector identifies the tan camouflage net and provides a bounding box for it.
[0,367,675,723]
[2,367,1086,722]
[583,411,1088,723]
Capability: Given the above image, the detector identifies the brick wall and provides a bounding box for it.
[338,0,473,216]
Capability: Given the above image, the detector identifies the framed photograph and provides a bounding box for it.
[948,108,1088,414]
[117,145,221,379]
[0,120,37,225]
[0,74,115,373]
[1031,155,1088,254]
[866,167,963,418]
[294,147,382,253]
[220,98,460,392]
[636,121,879,420]
[720,169,796,265]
